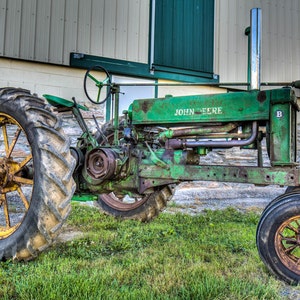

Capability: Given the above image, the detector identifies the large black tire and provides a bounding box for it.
[256,193,300,284]
[96,120,175,221]
[0,88,76,260]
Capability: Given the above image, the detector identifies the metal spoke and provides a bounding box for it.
[17,187,30,210]
[13,176,33,185]
[88,73,100,84]
[7,127,21,158]
[13,154,32,174]
[284,244,298,255]
[279,232,297,244]
[1,194,11,228]
[2,124,9,157]
[295,220,300,234]
[286,224,299,234]
[96,88,101,102]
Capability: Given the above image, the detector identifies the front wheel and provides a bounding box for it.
[256,193,300,284]
[0,88,76,260]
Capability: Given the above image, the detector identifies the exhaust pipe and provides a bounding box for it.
[249,8,262,90]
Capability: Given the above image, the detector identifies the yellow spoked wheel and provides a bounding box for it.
[0,88,75,261]
[0,114,33,238]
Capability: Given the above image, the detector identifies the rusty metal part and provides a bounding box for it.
[85,148,117,180]
[0,156,33,194]
[0,161,7,186]
[139,164,300,187]
[159,122,239,141]
[166,121,257,149]
[275,215,300,275]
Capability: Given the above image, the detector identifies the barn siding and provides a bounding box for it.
[215,0,300,83]
[0,0,300,83]
[63,0,79,65]
[0,0,150,65]
[19,0,37,60]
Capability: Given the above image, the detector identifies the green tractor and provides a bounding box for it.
[1,8,300,284]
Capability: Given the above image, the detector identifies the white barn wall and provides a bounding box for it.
[0,58,88,101]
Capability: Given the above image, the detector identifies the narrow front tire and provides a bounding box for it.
[256,193,300,284]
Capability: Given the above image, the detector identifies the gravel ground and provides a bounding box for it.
[168,181,285,214]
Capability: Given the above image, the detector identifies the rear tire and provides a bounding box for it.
[0,88,76,260]
[97,185,175,221]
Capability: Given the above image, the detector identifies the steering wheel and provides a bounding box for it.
[83,65,111,104]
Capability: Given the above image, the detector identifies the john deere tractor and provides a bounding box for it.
[1,8,300,284]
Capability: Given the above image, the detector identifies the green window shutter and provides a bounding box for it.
[154,0,214,76]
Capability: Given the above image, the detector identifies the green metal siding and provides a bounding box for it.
[154,0,214,74]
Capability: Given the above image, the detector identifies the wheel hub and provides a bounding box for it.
[0,161,7,186]
[0,157,21,193]
[276,216,300,275]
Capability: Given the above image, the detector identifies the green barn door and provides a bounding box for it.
[153,0,214,78]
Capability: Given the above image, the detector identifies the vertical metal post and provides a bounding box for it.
[112,84,120,145]
[244,26,250,90]
[250,8,262,90]
[149,0,156,73]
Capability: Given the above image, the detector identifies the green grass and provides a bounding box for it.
[0,205,290,299]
